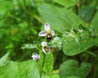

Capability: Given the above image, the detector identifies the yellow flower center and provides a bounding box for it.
[47,30,51,34]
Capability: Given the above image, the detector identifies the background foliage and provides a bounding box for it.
[0,0,98,78]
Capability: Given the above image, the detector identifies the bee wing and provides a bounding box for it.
[51,30,55,36]
[39,30,47,36]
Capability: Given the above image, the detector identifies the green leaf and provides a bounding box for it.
[18,60,40,78]
[0,61,19,78]
[91,11,98,46]
[79,6,95,22]
[38,4,84,34]
[59,60,91,78]
[43,52,54,74]
[54,0,80,8]
[63,34,94,56]
[0,53,9,66]
[91,11,98,32]
[0,60,40,78]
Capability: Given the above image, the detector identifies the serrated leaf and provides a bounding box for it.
[59,60,91,78]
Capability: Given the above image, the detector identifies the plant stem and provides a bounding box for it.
[40,54,45,78]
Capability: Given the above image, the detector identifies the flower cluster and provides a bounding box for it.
[32,23,55,61]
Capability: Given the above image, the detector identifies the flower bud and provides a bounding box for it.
[32,53,40,61]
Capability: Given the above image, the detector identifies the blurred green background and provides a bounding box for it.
[0,0,98,78]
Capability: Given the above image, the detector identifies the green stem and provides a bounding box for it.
[40,54,45,78]
[32,14,44,24]
[87,51,97,58]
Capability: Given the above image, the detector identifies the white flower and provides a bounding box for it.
[32,53,40,61]
[39,23,55,39]
[41,42,50,54]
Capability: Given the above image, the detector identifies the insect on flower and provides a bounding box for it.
[39,23,55,41]
[31,53,40,61]
[41,42,50,54]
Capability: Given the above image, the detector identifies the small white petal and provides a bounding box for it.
[44,23,50,31]
[41,42,47,47]
[51,30,55,36]
[39,30,47,36]
[42,47,46,54]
